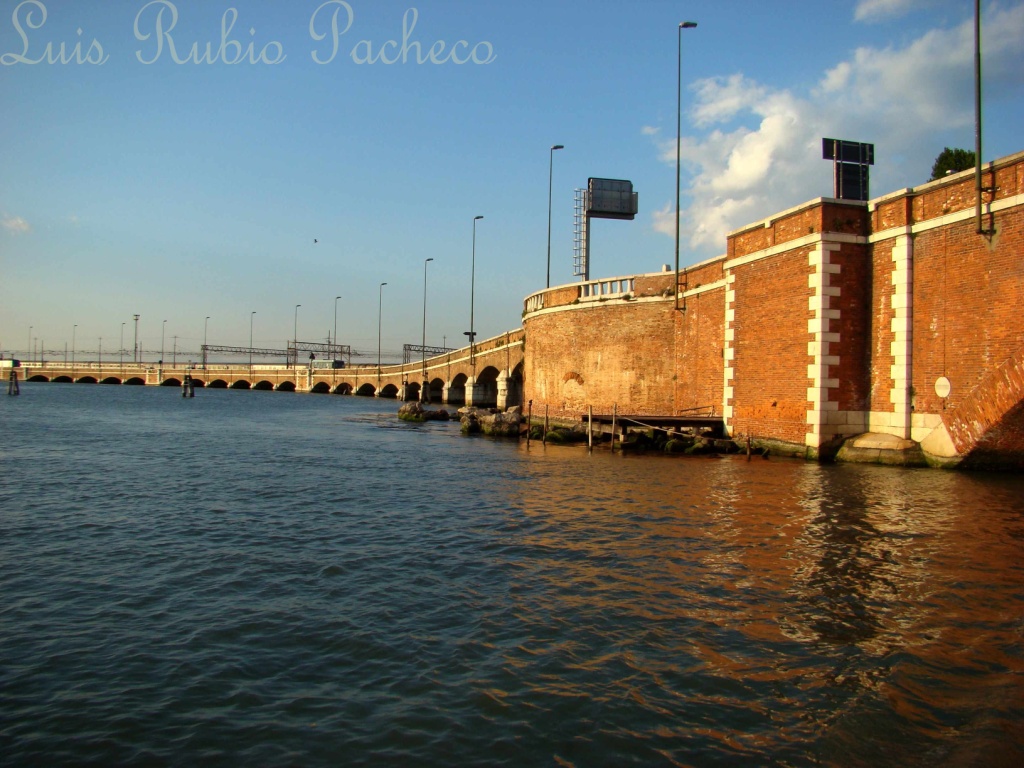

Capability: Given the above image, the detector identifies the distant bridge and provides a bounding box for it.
[18,330,525,409]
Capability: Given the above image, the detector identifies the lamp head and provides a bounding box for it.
[680,21,697,28]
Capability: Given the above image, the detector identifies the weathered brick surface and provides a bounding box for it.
[728,248,813,444]
[522,150,1024,462]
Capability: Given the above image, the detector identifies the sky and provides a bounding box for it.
[2,0,1022,362]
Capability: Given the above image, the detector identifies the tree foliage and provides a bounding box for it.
[930,147,976,180]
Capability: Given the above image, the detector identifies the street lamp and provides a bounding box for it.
[470,215,483,375]
[133,314,140,363]
[294,304,301,368]
[161,320,167,366]
[546,144,564,288]
[675,20,697,311]
[377,282,387,391]
[333,295,342,358]
[421,257,434,401]
[249,311,256,368]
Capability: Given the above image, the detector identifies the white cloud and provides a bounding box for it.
[854,0,924,22]
[2,215,31,235]
[653,3,1024,258]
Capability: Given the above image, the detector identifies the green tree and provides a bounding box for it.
[930,147,976,180]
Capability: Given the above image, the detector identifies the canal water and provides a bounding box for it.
[2,383,1023,767]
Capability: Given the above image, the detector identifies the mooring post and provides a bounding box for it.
[527,400,533,447]
[747,434,752,461]
[588,405,593,450]
[543,405,549,445]
[8,369,19,396]
[611,403,617,452]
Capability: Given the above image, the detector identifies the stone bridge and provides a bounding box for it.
[19,330,525,409]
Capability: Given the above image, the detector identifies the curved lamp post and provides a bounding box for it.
[421,257,434,401]
[546,144,564,288]
[377,282,387,393]
[675,20,697,311]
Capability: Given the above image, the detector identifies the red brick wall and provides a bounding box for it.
[728,248,813,444]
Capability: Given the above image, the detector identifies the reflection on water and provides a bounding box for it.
[1,385,1023,767]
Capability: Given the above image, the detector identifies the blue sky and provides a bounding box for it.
[2,0,1022,362]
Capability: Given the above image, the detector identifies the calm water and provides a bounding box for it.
[2,384,1023,767]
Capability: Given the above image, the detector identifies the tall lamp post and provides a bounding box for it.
[161,320,167,367]
[120,322,125,367]
[249,311,256,368]
[203,316,210,369]
[469,215,483,379]
[71,324,77,371]
[421,257,434,401]
[27,326,32,362]
[546,144,564,288]
[675,20,697,312]
[377,282,387,393]
[333,295,342,358]
[133,314,140,363]
[293,304,301,368]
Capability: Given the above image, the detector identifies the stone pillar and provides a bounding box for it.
[420,379,431,403]
[805,241,842,450]
[496,370,510,409]
[888,233,914,439]
[465,376,480,407]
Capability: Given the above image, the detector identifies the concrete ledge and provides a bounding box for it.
[835,432,928,467]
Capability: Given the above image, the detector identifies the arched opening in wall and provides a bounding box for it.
[52,376,72,383]
[448,373,468,405]
[276,381,296,392]
[191,379,206,388]
[100,377,121,385]
[230,380,251,390]
[161,378,182,388]
[254,380,274,391]
[355,383,376,396]
[508,361,525,409]
[428,377,445,403]
[125,377,146,386]
[207,379,228,389]
[77,376,98,384]
[475,366,501,408]
[310,382,331,394]
[405,382,421,401]
[333,382,353,395]
[28,375,50,382]
[380,383,399,399]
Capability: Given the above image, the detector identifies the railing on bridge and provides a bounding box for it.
[524,276,636,314]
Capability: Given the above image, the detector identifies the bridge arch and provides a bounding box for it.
[253,380,273,391]
[231,380,252,390]
[356,383,376,396]
[427,377,444,404]
[100,377,121,385]
[208,379,228,389]
[52,375,72,383]
[446,373,468,405]
[276,381,297,392]
[161,378,181,387]
[471,366,501,408]
[125,377,145,386]
[334,382,353,395]
[379,383,399,399]
[27,374,49,382]
[310,381,331,394]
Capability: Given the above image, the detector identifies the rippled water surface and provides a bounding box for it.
[2,384,1024,766]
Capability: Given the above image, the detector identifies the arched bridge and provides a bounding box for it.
[20,330,526,409]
